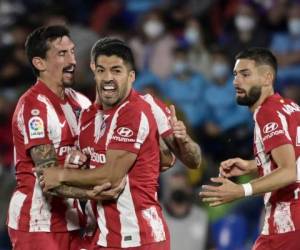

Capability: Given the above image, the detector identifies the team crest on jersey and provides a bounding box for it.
[28,116,45,139]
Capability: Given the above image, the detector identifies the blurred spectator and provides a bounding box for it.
[89,0,124,34]
[221,2,270,64]
[162,46,208,139]
[129,8,177,79]
[183,17,213,79]
[163,172,211,250]
[0,19,34,97]
[134,70,163,93]
[0,94,15,250]
[265,0,289,33]
[202,48,252,161]
[270,1,300,89]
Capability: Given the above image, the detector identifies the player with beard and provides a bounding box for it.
[6,25,117,250]
[200,47,300,250]
[40,38,201,250]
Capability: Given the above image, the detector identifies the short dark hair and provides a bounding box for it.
[25,25,70,76]
[235,47,277,75]
[90,37,136,71]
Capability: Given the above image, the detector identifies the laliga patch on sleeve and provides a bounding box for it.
[28,116,45,139]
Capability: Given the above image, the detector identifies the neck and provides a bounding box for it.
[38,77,65,100]
[250,88,274,112]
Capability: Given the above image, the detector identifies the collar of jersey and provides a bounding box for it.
[93,89,138,115]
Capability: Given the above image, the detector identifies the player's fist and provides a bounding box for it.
[64,149,88,169]
[219,158,254,178]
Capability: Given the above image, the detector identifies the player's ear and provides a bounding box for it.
[128,70,135,85]
[32,57,46,72]
[90,62,95,72]
[264,69,274,87]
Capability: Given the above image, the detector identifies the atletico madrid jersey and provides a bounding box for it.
[8,80,91,232]
[78,90,172,248]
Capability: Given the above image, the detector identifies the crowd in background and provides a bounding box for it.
[1,0,300,249]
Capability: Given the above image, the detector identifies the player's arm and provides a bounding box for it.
[200,144,296,206]
[219,158,258,178]
[159,137,176,172]
[41,149,137,191]
[248,144,296,194]
[31,144,113,199]
[163,105,201,169]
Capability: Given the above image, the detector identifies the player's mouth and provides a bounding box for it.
[63,65,75,78]
[102,83,118,97]
[235,87,245,96]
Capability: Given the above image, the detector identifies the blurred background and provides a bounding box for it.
[1,0,300,249]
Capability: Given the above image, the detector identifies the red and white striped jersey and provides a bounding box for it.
[253,93,300,235]
[7,80,91,232]
[79,90,172,248]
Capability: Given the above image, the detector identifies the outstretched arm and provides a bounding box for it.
[219,158,258,178]
[163,105,201,169]
[200,144,297,206]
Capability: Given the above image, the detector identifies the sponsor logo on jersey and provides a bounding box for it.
[263,122,278,134]
[58,145,75,156]
[262,129,284,141]
[28,116,44,139]
[117,127,133,137]
[82,147,106,164]
[112,135,135,143]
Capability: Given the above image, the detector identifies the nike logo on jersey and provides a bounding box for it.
[59,121,66,128]
[81,121,92,131]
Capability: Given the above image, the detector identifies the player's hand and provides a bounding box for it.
[199,177,244,206]
[64,150,88,169]
[219,158,254,178]
[87,177,127,200]
[39,167,62,192]
[169,104,187,142]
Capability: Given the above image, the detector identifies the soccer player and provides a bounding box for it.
[6,25,115,250]
[41,38,201,250]
[200,47,300,250]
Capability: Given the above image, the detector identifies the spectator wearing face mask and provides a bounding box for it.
[202,48,252,161]
[270,1,300,89]
[129,9,177,79]
[161,46,208,141]
[162,172,211,250]
[220,2,270,64]
[182,17,213,79]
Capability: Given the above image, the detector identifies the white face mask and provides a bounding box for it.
[234,15,255,32]
[143,20,164,39]
[173,60,188,75]
[288,18,300,36]
[184,27,200,45]
[211,62,229,79]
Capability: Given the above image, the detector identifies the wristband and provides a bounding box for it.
[242,183,253,197]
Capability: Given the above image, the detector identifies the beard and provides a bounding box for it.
[236,85,262,107]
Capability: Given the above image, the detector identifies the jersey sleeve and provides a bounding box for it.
[142,94,173,138]
[21,99,52,151]
[107,104,150,154]
[256,107,292,153]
